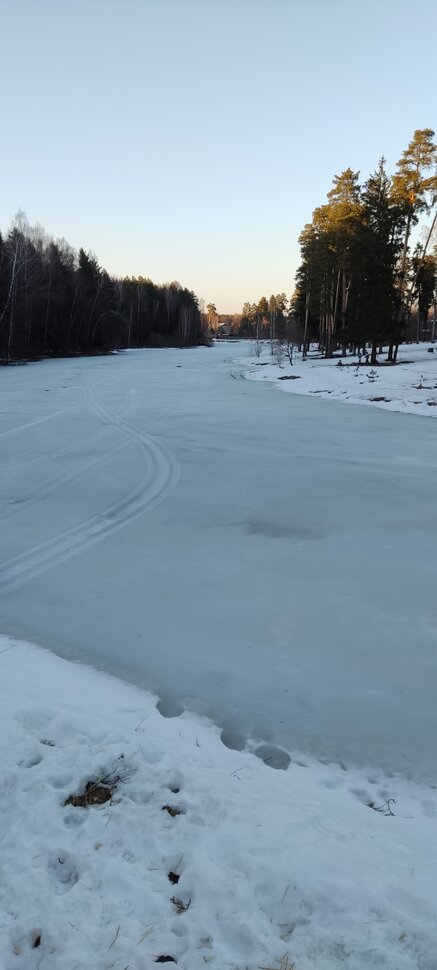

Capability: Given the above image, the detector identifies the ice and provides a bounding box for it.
[1,343,437,779]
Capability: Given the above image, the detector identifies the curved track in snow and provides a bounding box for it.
[0,381,139,520]
[0,381,180,593]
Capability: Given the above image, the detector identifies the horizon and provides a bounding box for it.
[1,0,436,314]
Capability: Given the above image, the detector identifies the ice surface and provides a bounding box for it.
[1,343,437,779]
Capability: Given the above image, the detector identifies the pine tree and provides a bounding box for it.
[353,159,403,362]
[391,129,437,310]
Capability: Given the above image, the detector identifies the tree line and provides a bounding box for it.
[203,298,291,343]
[0,213,206,362]
[239,294,289,343]
[292,129,437,363]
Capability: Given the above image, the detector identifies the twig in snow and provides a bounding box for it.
[259,955,295,970]
[367,797,396,816]
[107,924,120,950]
[230,765,252,779]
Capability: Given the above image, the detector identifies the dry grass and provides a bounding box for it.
[170,896,191,914]
[64,762,126,808]
[65,778,117,808]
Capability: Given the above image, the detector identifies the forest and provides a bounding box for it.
[0,214,205,362]
[3,129,436,366]
[237,129,437,362]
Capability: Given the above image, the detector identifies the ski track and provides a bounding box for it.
[0,437,132,525]
[0,402,81,441]
[0,383,140,518]
[0,380,180,594]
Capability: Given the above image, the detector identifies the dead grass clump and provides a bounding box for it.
[65,776,118,808]
[64,758,129,808]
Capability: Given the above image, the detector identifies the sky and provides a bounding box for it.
[1,0,436,314]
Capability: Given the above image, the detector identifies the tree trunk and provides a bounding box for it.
[136,284,142,346]
[325,316,333,359]
[67,282,78,351]
[399,212,412,290]
[43,262,51,352]
[302,286,311,359]
[7,279,18,361]
[340,271,351,353]
[0,244,19,331]
[325,270,339,359]
[332,267,341,341]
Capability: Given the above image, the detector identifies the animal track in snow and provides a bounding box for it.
[17,752,42,768]
[47,852,79,894]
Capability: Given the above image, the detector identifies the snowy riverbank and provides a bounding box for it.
[1,635,436,970]
[243,342,437,417]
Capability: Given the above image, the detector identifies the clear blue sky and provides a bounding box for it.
[1,0,436,313]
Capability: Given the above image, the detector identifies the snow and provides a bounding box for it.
[244,342,437,418]
[1,344,437,781]
[1,634,437,970]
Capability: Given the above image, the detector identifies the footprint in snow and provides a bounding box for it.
[156,697,184,718]
[17,751,43,768]
[254,744,291,770]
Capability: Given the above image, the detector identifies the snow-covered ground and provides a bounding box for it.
[244,341,437,417]
[2,634,437,970]
[1,343,437,780]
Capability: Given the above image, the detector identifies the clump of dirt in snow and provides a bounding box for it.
[162,804,183,817]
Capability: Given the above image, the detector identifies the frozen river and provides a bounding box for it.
[1,343,436,778]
